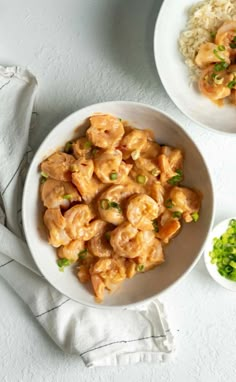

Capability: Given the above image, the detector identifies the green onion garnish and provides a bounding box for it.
[209,219,236,281]
[119,118,122,121]
[64,141,73,154]
[63,194,72,200]
[230,36,236,49]
[214,62,229,72]
[78,249,88,259]
[152,219,159,232]
[100,199,122,213]
[109,201,122,212]
[105,232,111,241]
[57,258,71,271]
[84,141,92,149]
[136,264,145,272]
[91,148,98,156]
[227,80,236,89]
[110,172,118,180]
[213,49,224,61]
[167,169,183,185]
[151,168,159,176]
[136,174,147,184]
[210,31,216,39]
[191,212,199,222]
[100,199,110,210]
[173,211,182,219]
[217,45,225,51]
[165,199,174,209]
[40,171,48,184]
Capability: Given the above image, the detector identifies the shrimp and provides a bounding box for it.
[90,274,105,302]
[71,157,106,203]
[88,222,114,257]
[148,181,165,214]
[215,21,236,57]
[98,183,143,225]
[57,239,85,263]
[198,65,232,103]
[169,186,201,223]
[126,194,159,231]
[141,141,161,159]
[110,221,147,258]
[135,157,160,175]
[41,179,81,209]
[195,42,230,68]
[43,208,71,247]
[91,257,126,285]
[137,237,164,270]
[86,114,124,148]
[157,219,181,244]
[74,219,107,241]
[160,146,183,172]
[64,204,95,239]
[119,128,150,159]
[72,137,93,159]
[94,148,132,184]
[41,152,74,181]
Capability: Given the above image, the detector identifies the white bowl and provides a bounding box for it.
[204,218,236,291]
[154,0,236,134]
[22,101,215,308]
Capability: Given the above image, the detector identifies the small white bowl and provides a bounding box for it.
[22,101,214,308]
[204,218,236,291]
[154,0,236,134]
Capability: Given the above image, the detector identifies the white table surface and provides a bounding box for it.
[1,1,236,381]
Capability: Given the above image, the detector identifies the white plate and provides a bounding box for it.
[154,0,236,134]
[22,101,214,308]
[204,218,236,291]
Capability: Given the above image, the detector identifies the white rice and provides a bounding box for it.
[179,0,236,81]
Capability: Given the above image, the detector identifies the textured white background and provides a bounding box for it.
[1,0,236,381]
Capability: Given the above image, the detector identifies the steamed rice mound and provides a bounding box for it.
[179,0,236,80]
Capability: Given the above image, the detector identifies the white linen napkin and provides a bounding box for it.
[0,65,174,367]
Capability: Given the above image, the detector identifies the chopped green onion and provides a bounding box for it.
[165,199,174,209]
[213,74,224,85]
[63,194,72,200]
[227,80,236,89]
[151,168,159,176]
[210,31,216,39]
[214,62,229,72]
[105,232,111,241]
[191,212,199,222]
[136,264,145,272]
[217,45,225,51]
[230,42,236,49]
[136,174,147,184]
[152,219,159,232]
[91,148,98,156]
[78,249,88,259]
[84,141,92,149]
[100,199,110,210]
[173,211,182,219]
[213,49,224,61]
[40,171,48,184]
[119,118,122,122]
[57,258,71,270]
[110,172,118,180]
[167,169,183,185]
[109,201,122,213]
[64,141,73,154]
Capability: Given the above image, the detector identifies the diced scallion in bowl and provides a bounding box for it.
[209,219,236,281]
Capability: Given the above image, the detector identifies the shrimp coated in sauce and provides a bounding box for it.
[94,149,132,184]
[41,152,74,181]
[86,114,124,148]
[41,178,81,209]
[126,194,159,231]
[43,208,71,247]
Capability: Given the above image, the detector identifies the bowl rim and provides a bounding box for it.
[22,100,215,309]
[204,217,236,291]
[153,0,236,136]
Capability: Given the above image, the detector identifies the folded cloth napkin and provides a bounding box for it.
[0,66,174,367]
